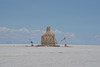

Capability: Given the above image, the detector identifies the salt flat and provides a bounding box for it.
[0,44,100,67]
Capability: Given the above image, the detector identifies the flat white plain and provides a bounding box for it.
[0,44,100,67]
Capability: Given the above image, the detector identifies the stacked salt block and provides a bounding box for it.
[41,26,59,47]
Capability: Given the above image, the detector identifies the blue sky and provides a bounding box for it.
[0,0,100,45]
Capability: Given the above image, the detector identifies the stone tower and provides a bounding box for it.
[41,26,58,46]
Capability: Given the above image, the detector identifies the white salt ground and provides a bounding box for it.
[0,44,100,67]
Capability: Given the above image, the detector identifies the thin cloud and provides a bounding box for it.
[19,28,29,33]
[53,29,63,34]
[0,27,41,44]
[95,35,100,41]
[0,27,16,32]
[66,32,75,37]
[53,30,75,37]
[95,35,100,38]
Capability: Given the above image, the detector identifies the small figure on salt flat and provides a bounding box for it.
[29,39,33,46]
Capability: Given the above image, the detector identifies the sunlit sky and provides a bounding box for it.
[0,0,100,45]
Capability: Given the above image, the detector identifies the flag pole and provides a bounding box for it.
[65,38,67,47]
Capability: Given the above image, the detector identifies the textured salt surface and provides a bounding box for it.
[0,44,100,67]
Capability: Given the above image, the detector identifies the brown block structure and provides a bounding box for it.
[41,26,59,47]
